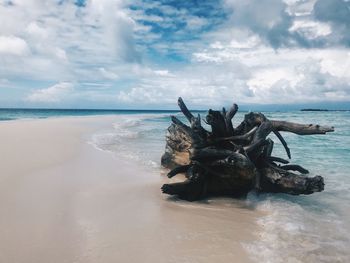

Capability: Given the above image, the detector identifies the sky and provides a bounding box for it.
[0,0,349,110]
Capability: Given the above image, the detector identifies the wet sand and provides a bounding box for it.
[0,116,259,263]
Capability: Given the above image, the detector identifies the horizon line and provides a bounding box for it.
[0,107,349,112]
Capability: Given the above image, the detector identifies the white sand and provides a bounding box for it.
[0,116,258,263]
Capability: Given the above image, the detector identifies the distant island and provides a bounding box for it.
[301,109,349,112]
[301,109,329,111]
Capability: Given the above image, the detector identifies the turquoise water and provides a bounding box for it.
[0,108,183,121]
[2,109,350,262]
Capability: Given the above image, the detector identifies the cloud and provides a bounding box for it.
[117,60,253,107]
[26,82,73,103]
[224,0,295,48]
[313,0,350,46]
[220,0,350,48]
[0,0,139,81]
[117,45,350,107]
[99,68,119,80]
[247,57,350,103]
[0,35,29,55]
[153,70,175,77]
[313,0,350,25]
[289,20,332,40]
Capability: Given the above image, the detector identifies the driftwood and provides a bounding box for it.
[161,98,334,201]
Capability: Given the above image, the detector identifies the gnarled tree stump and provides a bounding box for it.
[161,98,334,201]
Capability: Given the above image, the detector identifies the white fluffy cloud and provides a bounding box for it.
[0,35,29,55]
[0,0,137,81]
[118,45,350,106]
[26,82,73,103]
[99,68,119,80]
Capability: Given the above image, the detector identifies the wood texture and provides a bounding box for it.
[161,97,334,201]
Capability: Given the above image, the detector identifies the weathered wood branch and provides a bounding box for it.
[280,164,309,174]
[225,103,238,135]
[177,97,208,138]
[177,97,194,123]
[240,112,334,135]
[161,98,334,201]
[267,156,289,164]
[206,109,230,137]
[273,130,291,159]
[167,164,192,178]
[214,126,258,143]
[226,103,239,120]
[259,168,324,195]
[271,120,335,135]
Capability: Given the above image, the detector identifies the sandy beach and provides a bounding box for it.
[0,116,258,263]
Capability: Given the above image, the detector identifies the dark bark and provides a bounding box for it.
[271,120,334,135]
[280,164,309,174]
[267,156,290,164]
[273,130,291,159]
[259,168,324,195]
[225,103,238,135]
[167,164,192,178]
[161,97,334,201]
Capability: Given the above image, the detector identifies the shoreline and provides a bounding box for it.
[0,116,259,263]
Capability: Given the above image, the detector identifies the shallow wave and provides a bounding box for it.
[244,193,350,263]
[89,114,168,168]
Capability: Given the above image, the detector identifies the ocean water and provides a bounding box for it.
[2,109,350,262]
[0,108,181,121]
